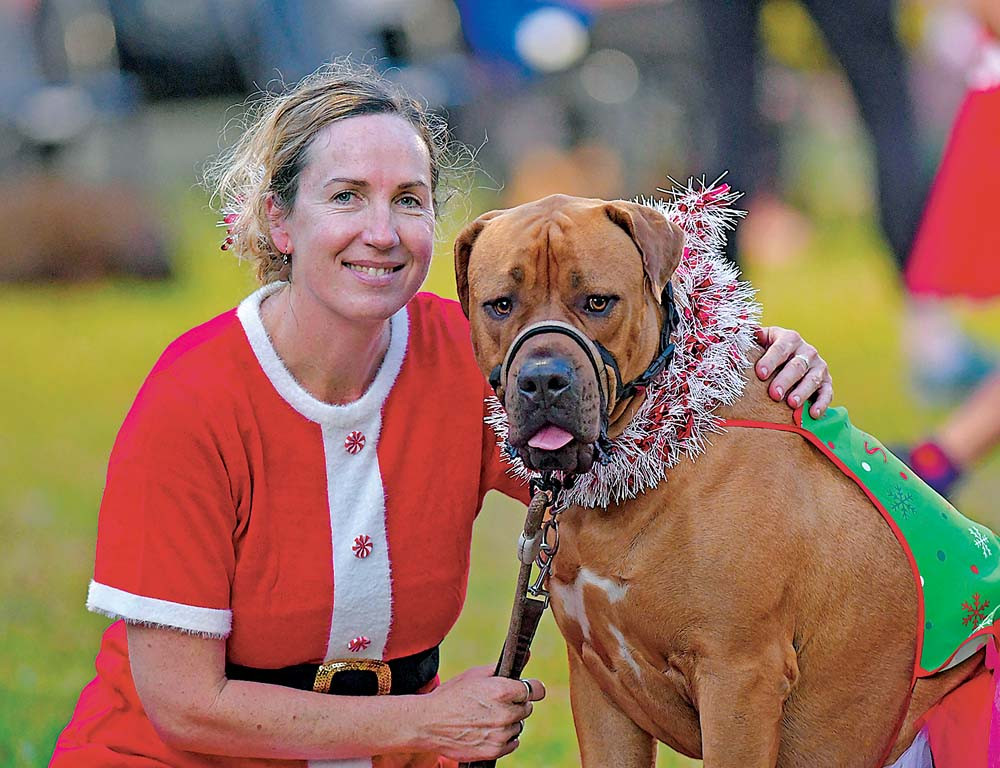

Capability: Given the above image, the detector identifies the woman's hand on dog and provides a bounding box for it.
[419,665,546,760]
[755,326,833,418]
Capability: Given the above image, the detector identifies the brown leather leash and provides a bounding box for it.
[460,473,564,768]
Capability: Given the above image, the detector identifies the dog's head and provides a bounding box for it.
[455,194,685,473]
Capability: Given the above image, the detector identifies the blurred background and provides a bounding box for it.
[2,0,999,765]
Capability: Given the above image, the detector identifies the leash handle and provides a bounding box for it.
[459,485,555,768]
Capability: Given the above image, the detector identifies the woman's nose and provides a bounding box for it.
[361,204,401,250]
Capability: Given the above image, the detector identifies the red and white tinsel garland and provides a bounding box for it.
[485,179,762,509]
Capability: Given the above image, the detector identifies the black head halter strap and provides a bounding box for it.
[604,282,680,404]
[490,320,614,405]
[488,282,681,418]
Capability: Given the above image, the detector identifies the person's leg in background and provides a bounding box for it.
[694,0,770,265]
[802,0,927,270]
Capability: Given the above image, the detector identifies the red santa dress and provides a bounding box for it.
[906,35,1000,299]
[51,284,528,768]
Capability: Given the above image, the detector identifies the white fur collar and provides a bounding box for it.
[485,181,761,509]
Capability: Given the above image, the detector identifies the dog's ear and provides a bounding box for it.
[454,209,505,317]
[604,201,685,296]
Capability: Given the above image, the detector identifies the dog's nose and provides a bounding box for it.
[517,358,573,403]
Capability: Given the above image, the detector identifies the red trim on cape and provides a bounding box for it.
[721,410,925,679]
[723,409,1000,768]
[721,410,920,768]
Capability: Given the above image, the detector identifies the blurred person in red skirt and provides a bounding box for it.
[899,0,1000,401]
[893,12,1000,761]
[695,0,1000,400]
[694,0,929,273]
[907,1,1000,303]
[901,0,1000,506]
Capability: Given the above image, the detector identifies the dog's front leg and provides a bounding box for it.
[567,645,655,768]
[694,649,795,768]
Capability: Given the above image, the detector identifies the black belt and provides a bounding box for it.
[226,645,439,696]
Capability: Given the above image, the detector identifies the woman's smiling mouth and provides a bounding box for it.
[344,262,405,277]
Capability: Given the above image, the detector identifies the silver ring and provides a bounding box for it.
[508,719,524,744]
[519,678,533,702]
[792,353,811,369]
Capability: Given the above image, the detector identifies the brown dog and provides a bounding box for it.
[454,192,991,767]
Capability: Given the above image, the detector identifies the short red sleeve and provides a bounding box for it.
[87,370,239,637]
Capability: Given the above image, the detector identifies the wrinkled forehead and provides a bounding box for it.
[301,114,432,181]
[470,195,641,283]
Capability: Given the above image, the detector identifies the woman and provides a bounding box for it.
[52,61,833,767]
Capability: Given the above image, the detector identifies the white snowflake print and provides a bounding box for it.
[970,527,992,559]
[887,486,916,518]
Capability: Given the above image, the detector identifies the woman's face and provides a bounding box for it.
[268,113,435,326]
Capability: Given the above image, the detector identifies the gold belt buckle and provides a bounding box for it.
[313,658,392,695]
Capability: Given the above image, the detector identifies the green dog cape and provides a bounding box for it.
[725,406,999,678]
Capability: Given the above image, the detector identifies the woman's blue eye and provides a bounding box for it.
[398,195,421,207]
[333,190,356,203]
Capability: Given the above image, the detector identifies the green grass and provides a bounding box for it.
[1,188,997,767]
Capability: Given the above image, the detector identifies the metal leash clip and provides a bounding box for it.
[527,508,561,608]
[521,473,563,608]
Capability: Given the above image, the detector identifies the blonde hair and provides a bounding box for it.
[205,60,452,284]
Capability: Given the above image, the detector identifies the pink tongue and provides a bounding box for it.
[527,425,574,451]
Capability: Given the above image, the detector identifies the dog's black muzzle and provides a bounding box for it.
[511,352,601,473]
[490,283,681,475]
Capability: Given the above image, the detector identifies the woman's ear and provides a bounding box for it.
[266,195,292,255]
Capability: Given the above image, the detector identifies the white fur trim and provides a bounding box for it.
[86,580,232,638]
[236,282,409,427]
[236,282,398,666]
[486,180,761,508]
[306,404,389,768]
[321,418,392,663]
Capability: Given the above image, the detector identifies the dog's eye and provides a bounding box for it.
[485,297,513,318]
[585,295,615,314]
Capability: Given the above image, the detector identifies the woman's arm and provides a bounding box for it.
[128,624,544,762]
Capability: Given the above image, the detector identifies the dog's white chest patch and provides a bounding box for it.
[607,623,642,676]
[552,570,642,678]
[551,567,628,641]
